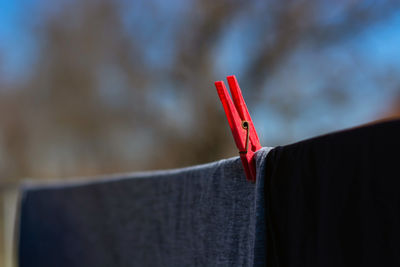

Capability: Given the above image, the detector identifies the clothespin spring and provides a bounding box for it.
[239,121,249,154]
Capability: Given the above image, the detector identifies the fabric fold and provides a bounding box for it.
[18,147,273,267]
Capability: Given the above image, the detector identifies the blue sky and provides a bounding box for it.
[0,0,38,82]
[1,1,399,145]
[1,1,399,85]
[213,9,400,144]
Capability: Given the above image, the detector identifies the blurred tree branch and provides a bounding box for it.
[0,0,399,181]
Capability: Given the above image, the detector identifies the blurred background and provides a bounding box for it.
[0,0,400,265]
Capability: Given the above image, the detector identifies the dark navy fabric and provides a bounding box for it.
[265,120,400,267]
[18,148,272,267]
[19,119,400,267]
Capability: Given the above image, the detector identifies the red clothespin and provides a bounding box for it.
[214,75,262,182]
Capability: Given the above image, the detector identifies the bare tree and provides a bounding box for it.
[0,0,399,181]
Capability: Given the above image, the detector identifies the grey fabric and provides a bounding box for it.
[18,147,272,267]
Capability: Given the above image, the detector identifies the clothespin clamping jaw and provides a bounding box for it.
[214,75,262,182]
